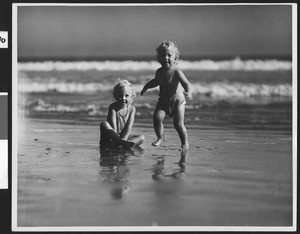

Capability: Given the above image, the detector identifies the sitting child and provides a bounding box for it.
[99,79,144,150]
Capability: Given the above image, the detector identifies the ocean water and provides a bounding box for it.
[17,56,293,129]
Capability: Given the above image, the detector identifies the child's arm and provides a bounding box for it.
[107,105,117,132]
[176,69,193,100]
[141,71,160,96]
[119,106,136,140]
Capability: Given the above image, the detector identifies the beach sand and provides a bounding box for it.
[16,118,293,228]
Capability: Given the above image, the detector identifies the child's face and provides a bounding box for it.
[158,48,176,69]
[115,86,133,108]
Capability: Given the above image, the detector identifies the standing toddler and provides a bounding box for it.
[141,41,192,151]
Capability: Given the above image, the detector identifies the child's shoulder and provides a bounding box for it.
[173,67,185,76]
[156,66,180,74]
[173,66,181,72]
[129,105,136,113]
[126,104,135,111]
[109,102,119,110]
[156,67,163,73]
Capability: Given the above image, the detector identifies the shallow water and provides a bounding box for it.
[17,58,293,130]
[16,120,293,229]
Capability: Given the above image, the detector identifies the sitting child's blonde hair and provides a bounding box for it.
[156,40,180,63]
[113,78,136,100]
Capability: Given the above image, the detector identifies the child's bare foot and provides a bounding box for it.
[152,138,163,146]
[132,135,145,147]
[122,135,145,149]
[122,141,135,149]
[179,143,189,152]
[180,149,189,158]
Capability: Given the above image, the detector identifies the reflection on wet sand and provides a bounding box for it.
[152,150,189,180]
[99,147,144,200]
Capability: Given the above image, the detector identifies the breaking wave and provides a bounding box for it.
[18,58,292,71]
[22,99,153,116]
[18,81,292,98]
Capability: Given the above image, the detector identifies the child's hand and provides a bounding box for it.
[140,88,147,96]
[184,92,193,101]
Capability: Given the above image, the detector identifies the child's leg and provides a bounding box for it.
[100,121,134,149]
[172,105,189,151]
[152,108,166,146]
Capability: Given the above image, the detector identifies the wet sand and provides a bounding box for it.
[15,118,293,230]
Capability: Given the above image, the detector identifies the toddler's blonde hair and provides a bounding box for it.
[113,79,136,100]
[156,40,180,62]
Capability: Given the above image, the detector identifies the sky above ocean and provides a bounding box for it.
[16,4,293,58]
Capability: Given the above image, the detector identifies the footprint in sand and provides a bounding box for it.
[45,147,52,155]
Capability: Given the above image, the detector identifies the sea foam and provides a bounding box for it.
[18,58,292,71]
[18,81,292,98]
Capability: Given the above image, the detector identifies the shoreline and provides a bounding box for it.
[18,116,293,132]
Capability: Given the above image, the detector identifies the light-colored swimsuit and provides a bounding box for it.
[115,105,132,135]
[156,67,186,117]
